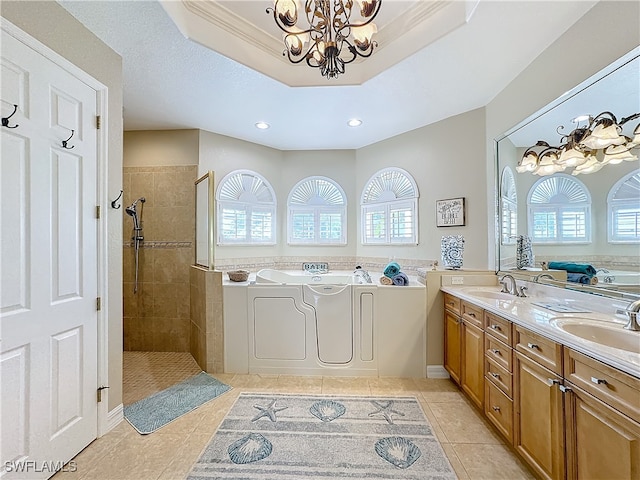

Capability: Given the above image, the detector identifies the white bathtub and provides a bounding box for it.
[255,268,359,285]
[223,269,426,377]
[596,269,640,285]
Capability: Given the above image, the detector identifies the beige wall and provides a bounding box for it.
[356,108,487,269]
[486,0,640,268]
[1,0,124,412]
[124,130,200,167]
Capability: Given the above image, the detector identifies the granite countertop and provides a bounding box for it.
[441,284,640,379]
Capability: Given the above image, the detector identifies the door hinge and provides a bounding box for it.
[96,115,101,130]
[96,205,101,219]
[97,385,109,403]
[96,297,102,311]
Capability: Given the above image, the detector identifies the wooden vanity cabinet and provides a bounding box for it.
[484,311,515,444]
[514,325,565,480]
[443,294,484,409]
[563,348,640,480]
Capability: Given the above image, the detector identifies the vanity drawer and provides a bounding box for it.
[462,301,483,328]
[444,293,461,315]
[484,311,513,346]
[485,356,513,398]
[485,335,512,371]
[485,379,514,444]
[515,326,563,375]
[564,348,640,422]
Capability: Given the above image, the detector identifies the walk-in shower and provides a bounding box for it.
[126,197,145,293]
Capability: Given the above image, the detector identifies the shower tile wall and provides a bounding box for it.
[122,165,197,352]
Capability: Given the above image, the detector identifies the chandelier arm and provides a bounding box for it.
[619,112,640,125]
[588,111,618,128]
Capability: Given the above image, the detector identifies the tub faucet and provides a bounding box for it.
[623,299,640,331]
[354,266,372,284]
[499,274,517,295]
[534,273,555,283]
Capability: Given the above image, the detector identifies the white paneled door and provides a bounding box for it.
[1,29,98,479]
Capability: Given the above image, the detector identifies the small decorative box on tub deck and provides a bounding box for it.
[227,270,250,282]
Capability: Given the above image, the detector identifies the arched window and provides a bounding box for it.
[500,166,518,245]
[527,174,591,244]
[216,170,276,245]
[361,167,419,245]
[608,169,640,243]
[287,176,347,245]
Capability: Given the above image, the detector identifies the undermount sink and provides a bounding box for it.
[466,289,515,301]
[551,318,640,353]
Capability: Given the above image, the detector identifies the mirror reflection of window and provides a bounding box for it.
[608,170,640,243]
[527,174,591,244]
[500,166,517,245]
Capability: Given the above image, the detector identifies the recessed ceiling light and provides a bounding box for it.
[255,121,270,130]
[347,118,362,127]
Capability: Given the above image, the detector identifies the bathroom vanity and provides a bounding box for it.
[442,284,640,480]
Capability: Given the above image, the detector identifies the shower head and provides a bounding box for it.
[125,197,145,229]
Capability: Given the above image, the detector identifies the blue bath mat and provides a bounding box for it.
[124,372,231,434]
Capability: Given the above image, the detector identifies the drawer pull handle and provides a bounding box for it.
[492,406,501,412]
[591,377,607,385]
[467,312,476,317]
[491,349,501,355]
[490,372,500,379]
[527,343,539,349]
[447,302,454,306]
[490,324,501,330]
[547,378,560,386]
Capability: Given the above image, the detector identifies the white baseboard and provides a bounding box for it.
[104,404,123,435]
[426,365,450,379]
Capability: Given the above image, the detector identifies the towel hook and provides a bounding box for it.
[2,104,19,129]
[61,129,75,149]
[111,190,123,209]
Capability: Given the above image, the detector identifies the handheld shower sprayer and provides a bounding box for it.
[125,197,145,230]
[126,197,146,294]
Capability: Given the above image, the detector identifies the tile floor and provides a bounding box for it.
[53,352,534,480]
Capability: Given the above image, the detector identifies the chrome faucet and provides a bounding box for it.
[354,266,372,284]
[534,273,555,283]
[623,299,640,331]
[499,274,517,295]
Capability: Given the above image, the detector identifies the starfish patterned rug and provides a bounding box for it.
[187,393,457,479]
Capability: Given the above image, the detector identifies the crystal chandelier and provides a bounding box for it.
[267,0,382,79]
[517,112,640,176]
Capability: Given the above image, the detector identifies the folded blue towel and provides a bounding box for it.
[384,262,401,278]
[548,262,597,276]
[567,273,593,284]
[392,272,409,286]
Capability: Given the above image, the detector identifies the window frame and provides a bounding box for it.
[527,173,591,245]
[360,167,419,245]
[287,176,347,245]
[500,166,518,245]
[216,169,277,246]
[608,170,640,244]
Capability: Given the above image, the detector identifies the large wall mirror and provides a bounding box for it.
[496,47,639,300]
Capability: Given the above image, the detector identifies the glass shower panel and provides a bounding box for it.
[195,171,215,269]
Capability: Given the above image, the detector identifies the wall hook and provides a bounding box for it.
[2,104,19,129]
[111,190,123,209]
[62,129,75,149]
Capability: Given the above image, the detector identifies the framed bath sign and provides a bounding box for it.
[436,197,465,227]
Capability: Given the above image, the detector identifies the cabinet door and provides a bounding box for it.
[444,310,461,385]
[565,384,640,480]
[514,353,565,480]
[462,321,484,409]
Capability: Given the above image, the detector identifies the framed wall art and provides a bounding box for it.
[436,197,465,227]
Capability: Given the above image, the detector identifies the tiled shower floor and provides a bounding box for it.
[52,352,534,480]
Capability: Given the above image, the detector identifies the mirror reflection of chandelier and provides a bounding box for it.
[516,112,640,175]
[267,0,381,79]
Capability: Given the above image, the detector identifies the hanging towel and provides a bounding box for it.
[567,273,597,285]
[392,272,409,286]
[379,275,393,285]
[548,262,597,276]
[384,262,401,278]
